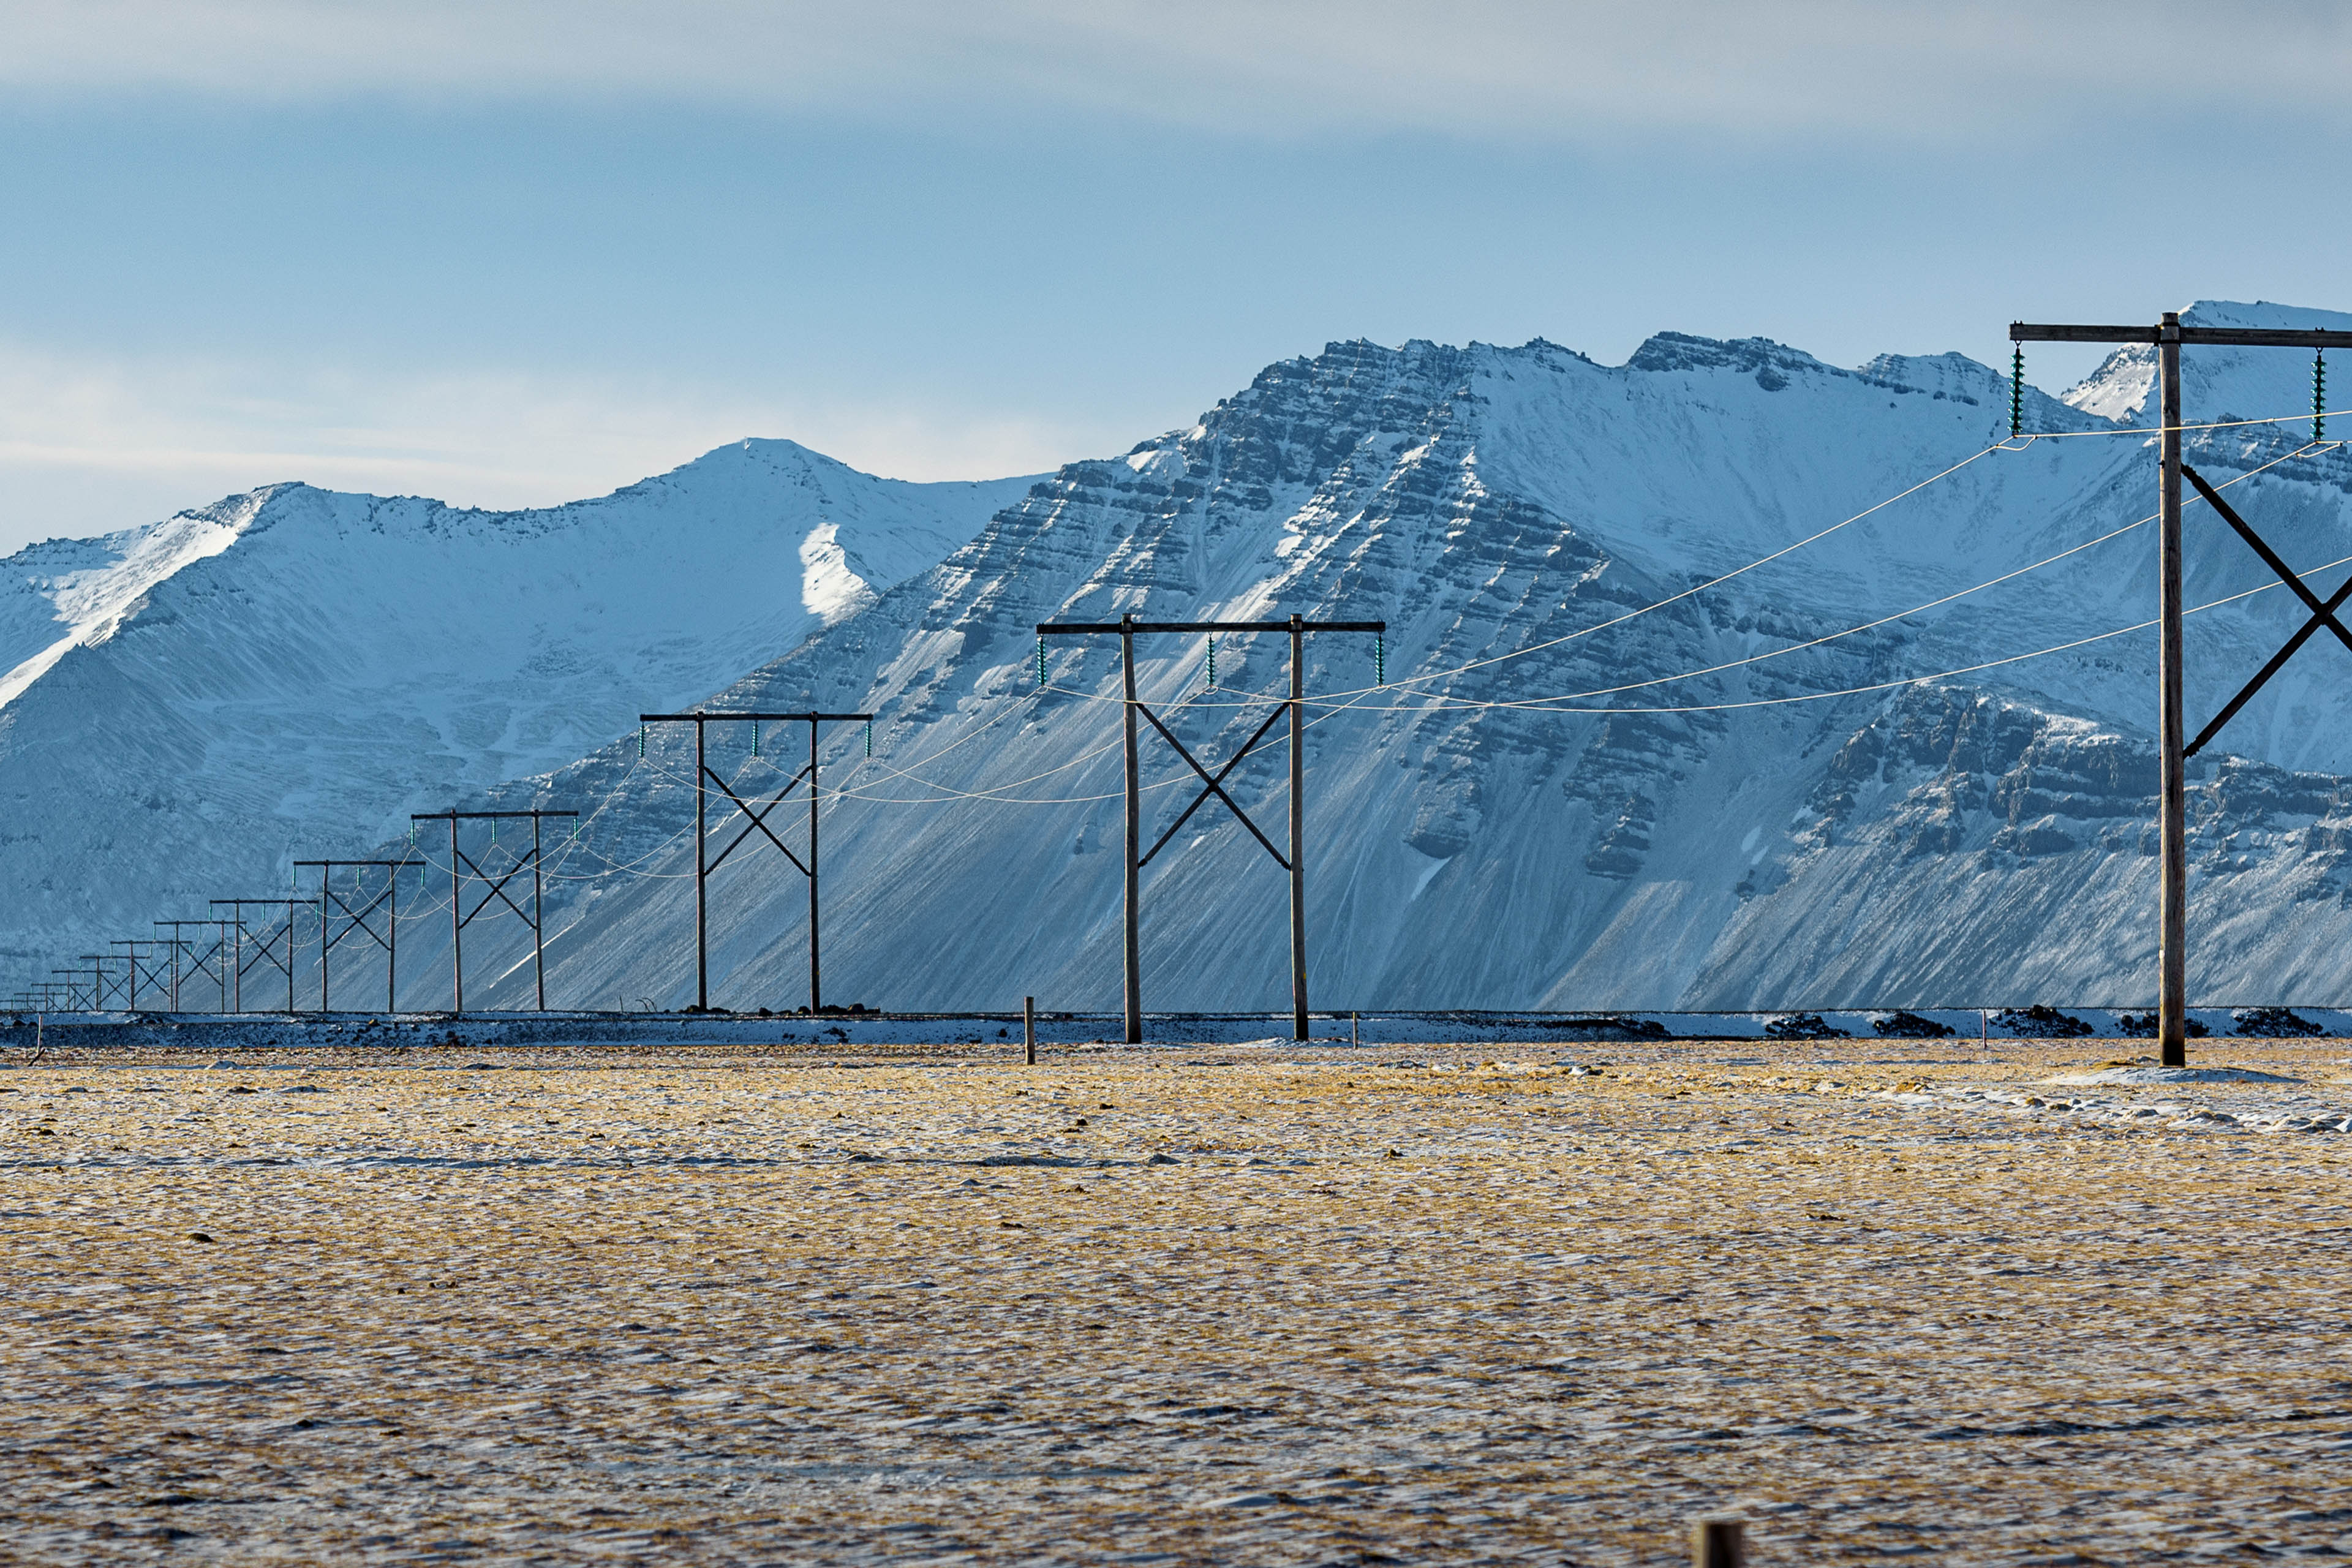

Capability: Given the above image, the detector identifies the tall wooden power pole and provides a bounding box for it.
[294,858,423,1013]
[638,710,873,1013]
[410,809,578,1013]
[1035,611,1384,1044]
[2009,314,2352,1066]
[207,898,308,1013]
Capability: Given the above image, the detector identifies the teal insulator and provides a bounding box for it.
[1036,634,1046,687]
[752,720,760,758]
[2316,349,2328,445]
[1207,636,1216,691]
[1376,633,1385,687]
[638,724,646,757]
[865,720,872,758]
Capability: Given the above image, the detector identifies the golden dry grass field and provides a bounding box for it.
[3,1037,2350,1565]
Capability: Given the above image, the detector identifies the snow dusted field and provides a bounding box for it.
[4,1038,2350,1563]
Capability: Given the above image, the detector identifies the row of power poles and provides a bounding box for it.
[12,624,1390,1026]
[9,812,575,1017]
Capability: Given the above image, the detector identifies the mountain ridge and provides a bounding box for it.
[0,438,1039,988]
[15,304,2352,1012]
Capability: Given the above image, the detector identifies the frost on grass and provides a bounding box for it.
[1,1036,2349,1566]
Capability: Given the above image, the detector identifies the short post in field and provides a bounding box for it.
[1022,996,1036,1066]
[1692,1514,1745,1568]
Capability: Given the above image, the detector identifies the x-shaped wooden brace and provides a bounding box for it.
[1135,701,1291,870]
[458,844,541,932]
[183,938,228,991]
[236,920,295,982]
[322,881,395,957]
[2182,464,2352,757]
[704,762,812,876]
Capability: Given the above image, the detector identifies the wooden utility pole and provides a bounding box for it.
[207,898,307,1013]
[1121,626,1141,1036]
[808,718,823,1012]
[52,968,96,1011]
[1287,614,1307,1041]
[410,809,578,1013]
[156,916,235,1012]
[75,954,122,1010]
[638,710,873,1013]
[153,922,202,1011]
[1036,611,1384,1044]
[293,859,421,1013]
[2009,314,2352,1066]
[108,940,167,1010]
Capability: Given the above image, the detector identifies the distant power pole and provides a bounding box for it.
[52,967,95,1011]
[154,916,235,1012]
[208,898,308,1013]
[409,810,578,1012]
[637,710,873,1013]
[109,941,168,1011]
[155,919,224,1012]
[293,859,422,1014]
[75,956,127,1011]
[1034,611,1385,1043]
[2010,313,2352,1066]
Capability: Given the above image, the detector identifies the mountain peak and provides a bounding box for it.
[2063,299,2350,424]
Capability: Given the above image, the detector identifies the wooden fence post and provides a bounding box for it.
[1692,1515,1745,1568]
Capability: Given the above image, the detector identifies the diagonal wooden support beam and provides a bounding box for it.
[705,764,812,875]
[458,845,539,930]
[1136,702,1289,869]
[2180,463,2352,758]
[2185,571,2352,758]
[320,883,394,956]
[1133,700,1289,870]
[2184,464,2352,655]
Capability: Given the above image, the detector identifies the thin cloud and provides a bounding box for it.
[0,345,1082,553]
[7,1,2350,141]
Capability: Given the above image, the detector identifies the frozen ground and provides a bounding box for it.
[2,1036,2350,1564]
[9,1003,2352,1053]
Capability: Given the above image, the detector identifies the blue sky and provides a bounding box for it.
[5,1,2351,551]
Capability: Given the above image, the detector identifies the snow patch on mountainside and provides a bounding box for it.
[0,492,255,710]
[2064,301,2352,425]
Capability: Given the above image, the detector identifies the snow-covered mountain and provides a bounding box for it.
[18,301,2352,1014]
[0,440,1037,990]
[459,301,2352,1016]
